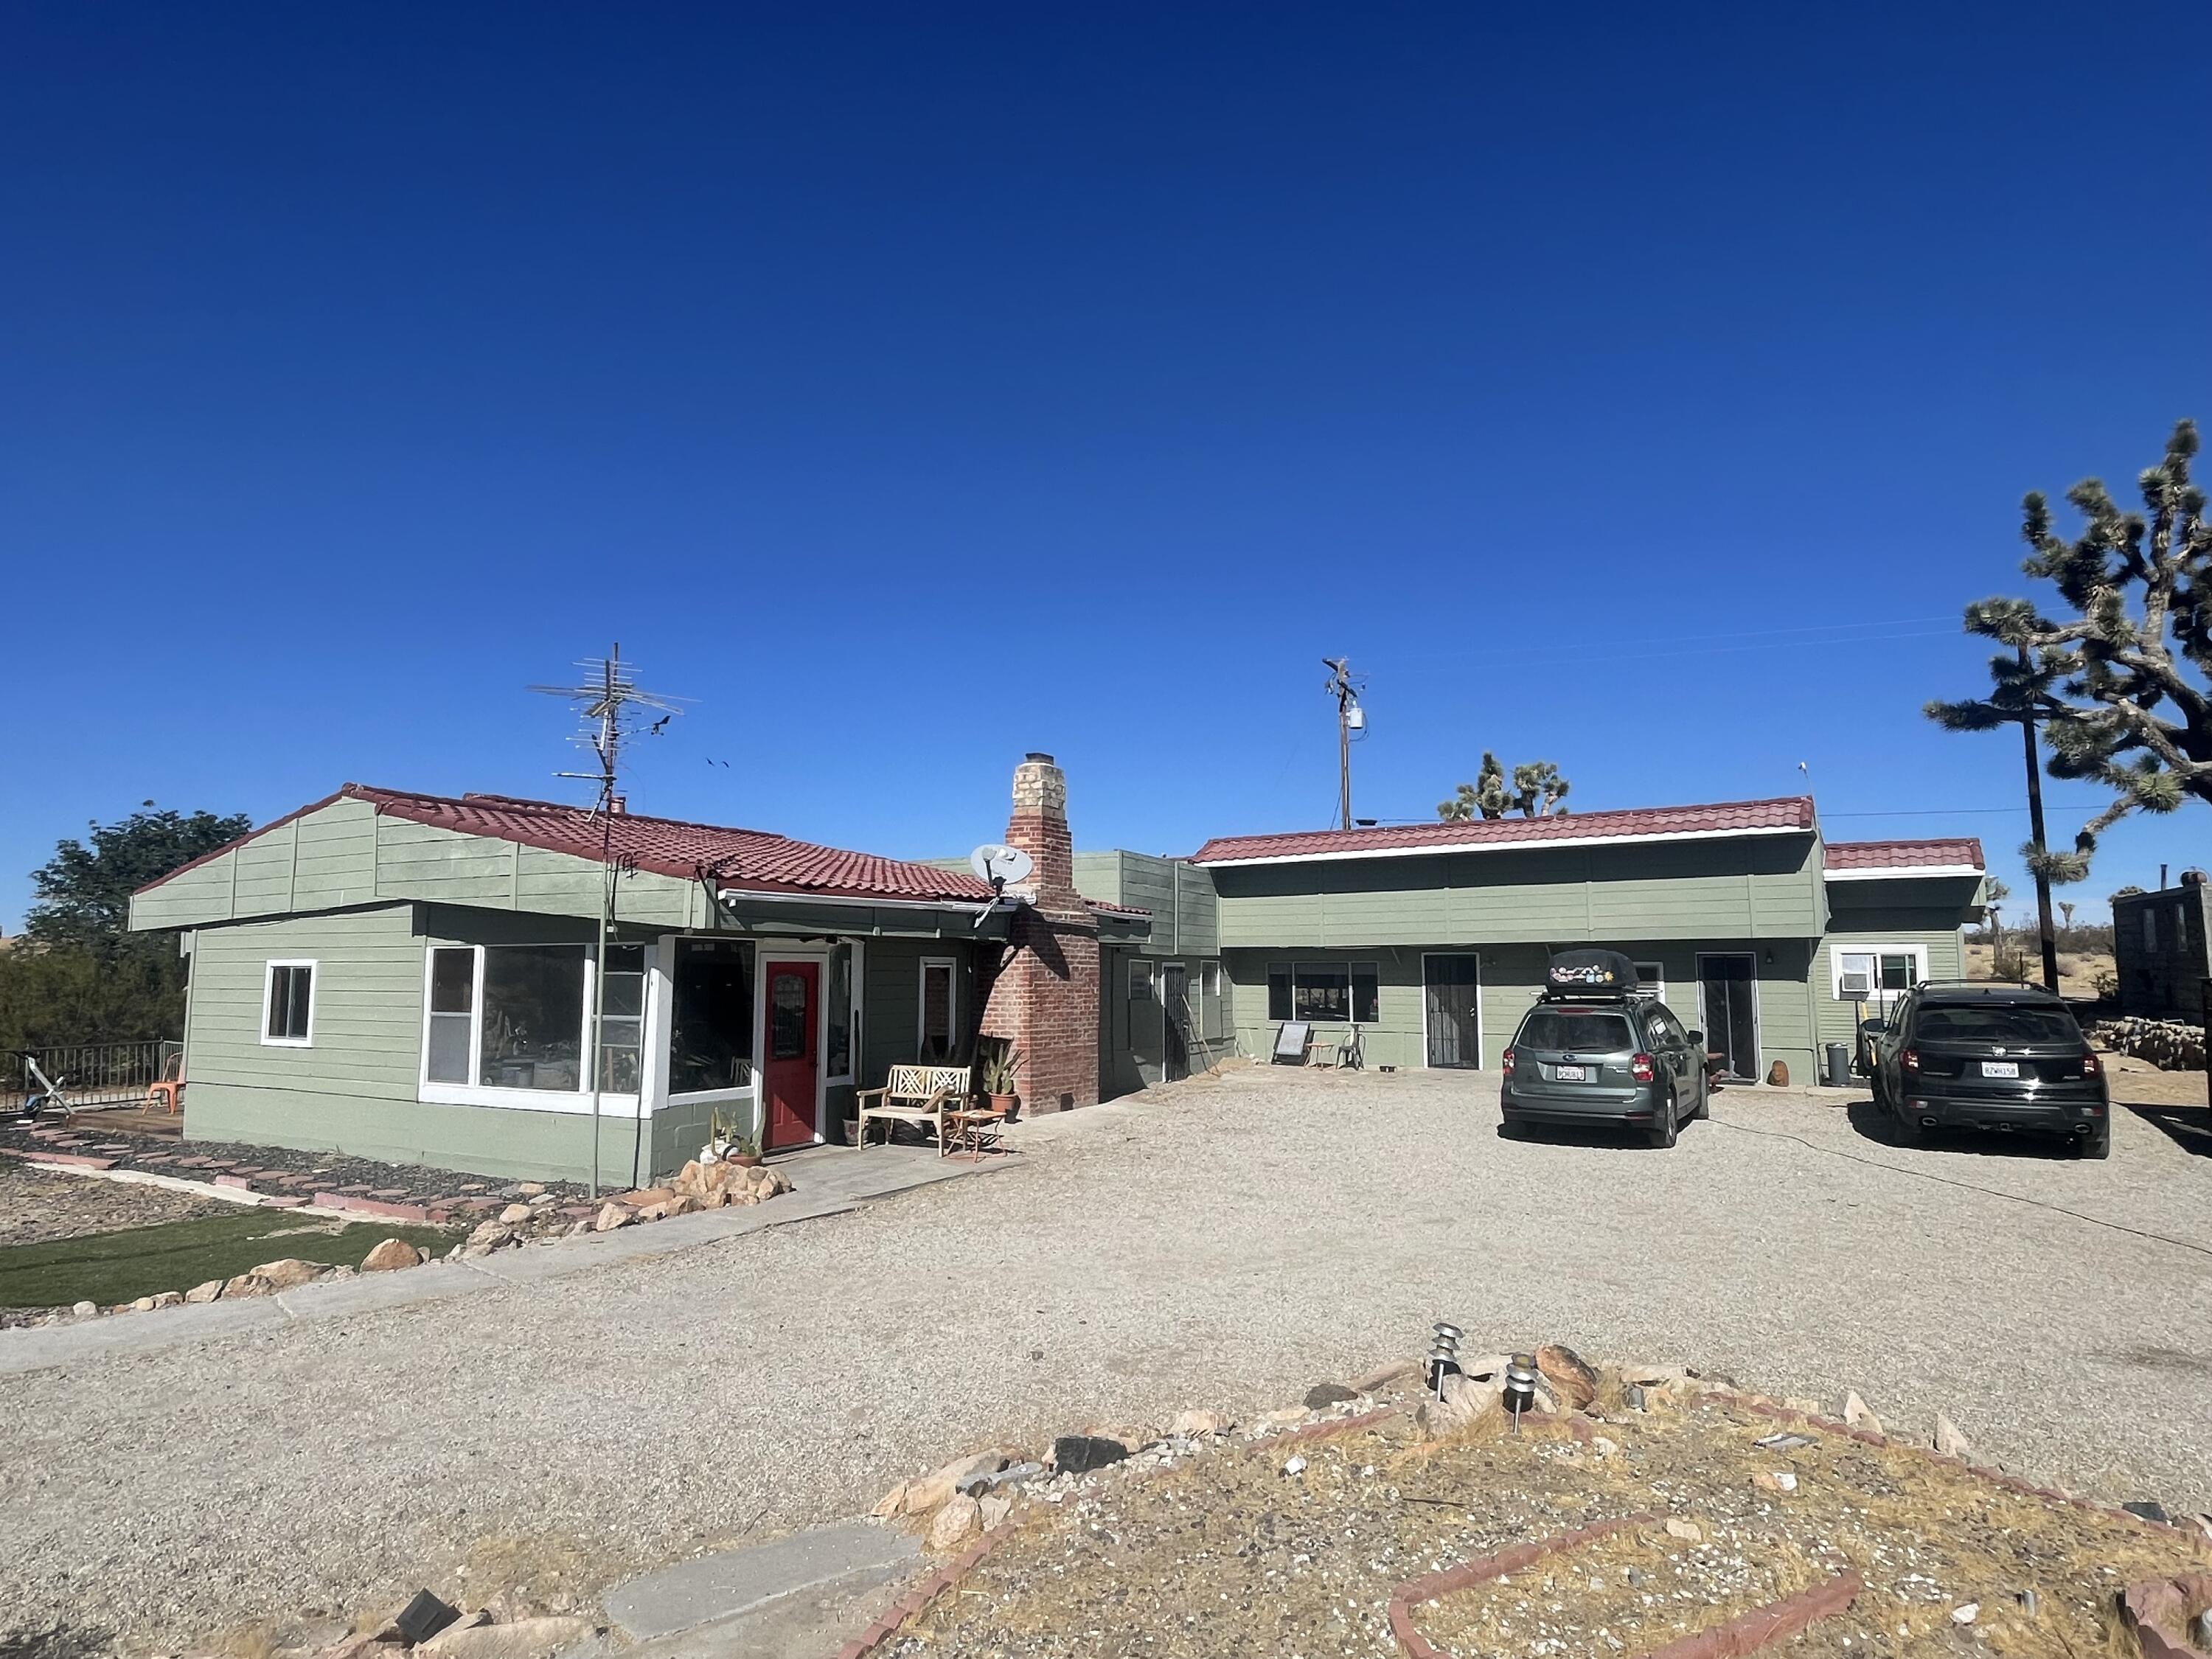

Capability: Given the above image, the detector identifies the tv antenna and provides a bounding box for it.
[527,644,688,1198]
[1323,658,1367,830]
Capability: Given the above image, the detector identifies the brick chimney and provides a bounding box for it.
[979,753,1099,1113]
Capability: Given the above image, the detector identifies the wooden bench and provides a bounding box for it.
[853,1064,973,1152]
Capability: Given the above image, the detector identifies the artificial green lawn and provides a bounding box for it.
[0,1210,459,1309]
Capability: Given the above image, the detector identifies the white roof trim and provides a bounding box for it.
[1823,865,1984,882]
[715,885,995,914]
[1192,823,1809,868]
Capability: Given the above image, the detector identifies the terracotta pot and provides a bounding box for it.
[989,1093,1019,1120]
[731,1153,764,1168]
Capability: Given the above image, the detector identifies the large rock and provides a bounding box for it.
[184,1279,224,1304]
[1933,1413,1975,1459]
[498,1203,534,1225]
[1051,1436,1129,1474]
[1537,1343,1601,1410]
[222,1274,268,1300]
[928,1493,981,1551]
[1416,1371,1500,1436]
[1304,1382,1360,1409]
[902,1451,1007,1512]
[1843,1391,1885,1435]
[361,1237,424,1273]
[250,1258,325,1290]
[593,1202,632,1232]
[979,1494,1012,1531]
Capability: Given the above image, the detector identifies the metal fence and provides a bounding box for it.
[4,1040,180,1110]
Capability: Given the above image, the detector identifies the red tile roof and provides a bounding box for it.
[1189,796,1817,864]
[138,785,997,906]
[1824,838,1984,874]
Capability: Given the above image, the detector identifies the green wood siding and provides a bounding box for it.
[1211,834,1824,950]
[1811,914,1966,1048]
[1221,937,1823,1079]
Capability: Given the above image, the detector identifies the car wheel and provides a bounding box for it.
[1690,1071,1711,1120]
[1891,1102,1924,1147]
[1647,1091,1678,1150]
[2079,1127,2111,1160]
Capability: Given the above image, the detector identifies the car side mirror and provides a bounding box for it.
[1686,1029,1703,1047]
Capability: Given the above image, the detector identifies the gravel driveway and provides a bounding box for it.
[7,1065,2210,1649]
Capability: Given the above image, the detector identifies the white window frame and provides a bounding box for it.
[1200,961,1222,1040]
[1634,961,1666,999]
[417,942,647,1116]
[1830,943,1927,1001]
[660,935,759,1110]
[823,939,860,1088]
[1129,959,1156,1000]
[260,959,317,1048]
[918,956,959,1059]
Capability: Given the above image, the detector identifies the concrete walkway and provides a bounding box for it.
[0,1144,994,1377]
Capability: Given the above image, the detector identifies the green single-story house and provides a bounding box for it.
[130,764,1983,1183]
[1186,800,1987,1083]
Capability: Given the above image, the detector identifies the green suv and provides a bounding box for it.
[1500,951,1709,1149]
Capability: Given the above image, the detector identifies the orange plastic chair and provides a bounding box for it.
[145,1052,185,1115]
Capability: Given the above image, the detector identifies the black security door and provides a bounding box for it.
[1423,955,1481,1068]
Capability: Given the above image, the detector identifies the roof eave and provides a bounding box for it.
[1194,822,1813,869]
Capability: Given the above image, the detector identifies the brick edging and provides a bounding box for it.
[1387,1515,1655,1658]
[1703,1388,2212,1551]
[835,1526,1015,1659]
[2121,1571,2212,1659]
[0,1147,117,1170]
[1387,1514,1860,1659]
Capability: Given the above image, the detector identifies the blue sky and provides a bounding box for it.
[5,3,2208,932]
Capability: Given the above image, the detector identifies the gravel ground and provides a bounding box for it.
[0,1159,229,1247]
[4,1065,2209,1651]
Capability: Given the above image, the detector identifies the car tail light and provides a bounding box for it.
[1901,1046,1920,1074]
[2082,1052,2101,1078]
[1631,1052,1655,1083]
[1501,1046,1514,1077]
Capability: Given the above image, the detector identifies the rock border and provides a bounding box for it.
[1701,1388,2212,1551]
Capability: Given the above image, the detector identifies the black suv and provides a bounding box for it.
[1867,982,2110,1157]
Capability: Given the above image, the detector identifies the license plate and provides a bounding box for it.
[1980,1060,2020,1079]
[1554,1063,1587,1081]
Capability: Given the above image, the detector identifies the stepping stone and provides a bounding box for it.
[203,1159,238,1169]
[369,1188,408,1198]
[275,1174,317,1188]
[336,1184,372,1194]
[459,1183,487,1192]
[138,1153,176,1164]
[602,1523,920,1641]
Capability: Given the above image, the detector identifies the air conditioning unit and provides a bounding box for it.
[1838,968,1874,997]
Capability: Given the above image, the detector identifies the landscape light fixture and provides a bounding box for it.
[1426,1322,1464,1399]
[1503,1352,1540,1433]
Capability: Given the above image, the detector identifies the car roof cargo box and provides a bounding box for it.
[1545,949,1641,996]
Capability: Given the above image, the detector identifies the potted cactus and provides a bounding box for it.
[975,1037,1023,1119]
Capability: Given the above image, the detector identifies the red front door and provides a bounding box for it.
[762,961,820,1152]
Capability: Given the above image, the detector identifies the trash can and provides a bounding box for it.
[1823,1043,1851,1088]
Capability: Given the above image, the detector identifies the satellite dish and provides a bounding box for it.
[970,843,1034,887]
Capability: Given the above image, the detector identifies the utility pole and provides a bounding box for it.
[532,644,685,1197]
[2017,645,2061,994]
[1322,658,1363,830]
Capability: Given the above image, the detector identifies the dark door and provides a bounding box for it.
[1423,955,1482,1068]
[1161,964,1190,1082]
[1698,955,1759,1080]
[762,961,819,1151]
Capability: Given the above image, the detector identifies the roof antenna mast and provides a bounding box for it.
[529,644,688,1198]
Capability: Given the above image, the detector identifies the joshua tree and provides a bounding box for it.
[1438,753,1571,821]
[1927,420,2211,884]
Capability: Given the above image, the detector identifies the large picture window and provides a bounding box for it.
[421,942,646,1100]
[1267,960,1380,1023]
[668,938,755,1096]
